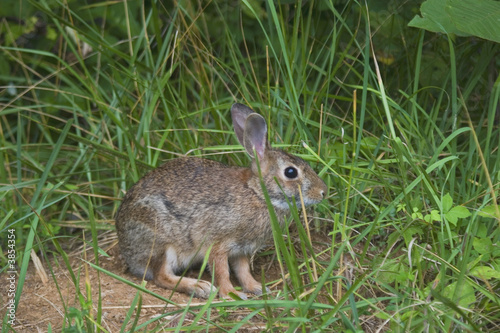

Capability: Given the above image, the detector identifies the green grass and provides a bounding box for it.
[1,0,500,332]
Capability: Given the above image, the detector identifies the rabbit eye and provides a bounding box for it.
[284,167,298,179]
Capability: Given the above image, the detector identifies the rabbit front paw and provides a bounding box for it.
[219,288,248,300]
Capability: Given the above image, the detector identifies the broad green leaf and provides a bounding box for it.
[445,206,471,225]
[442,193,453,213]
[473,237,493,255]
[424,210,441,223]
[448,0,500,43]
[478,205,499,218]
[443,281,477,308]
[408,0,467,36]
[402,226,424,246]
[376,260,401,284]
[409,0,500,43]
[469,266,500,280]
[411,207,423,220]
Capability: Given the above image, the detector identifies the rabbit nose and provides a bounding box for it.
[320,190,325,198]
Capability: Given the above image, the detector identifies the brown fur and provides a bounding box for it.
[115,103,327,299]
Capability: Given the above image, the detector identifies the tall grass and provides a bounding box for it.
[1,0,499,331]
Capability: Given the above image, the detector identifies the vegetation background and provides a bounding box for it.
[1,0,499,331]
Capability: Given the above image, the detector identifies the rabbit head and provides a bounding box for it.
[231,103,326,210]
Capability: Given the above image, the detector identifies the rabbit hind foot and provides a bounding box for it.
[153,248,215,299]
[153,265,215,299]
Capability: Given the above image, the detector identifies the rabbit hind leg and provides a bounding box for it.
[153,247,214,299]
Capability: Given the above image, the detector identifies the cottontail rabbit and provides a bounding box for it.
[115,103,327,299]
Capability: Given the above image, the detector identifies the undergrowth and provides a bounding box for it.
[1,0,499,332]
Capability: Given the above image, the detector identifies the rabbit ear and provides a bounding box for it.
[231,103,255,146]
[243,114,268,160]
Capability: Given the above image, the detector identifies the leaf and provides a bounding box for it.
[376,260,401,285]
[402,226,424,246]
[424,210,441,223]
[469,266,500,280]
[447,0,500,43]
[443,281,477,308]
[442,193,453,213]
[445,206,471,225]
[478,205,499,219]
[411,207,423,220]
[473,237,493,255]
[408,0,467,36]
[409,0,500,43]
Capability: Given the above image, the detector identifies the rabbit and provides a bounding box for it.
[115,103,327,299]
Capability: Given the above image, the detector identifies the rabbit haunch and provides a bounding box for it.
[115,103,327,299]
